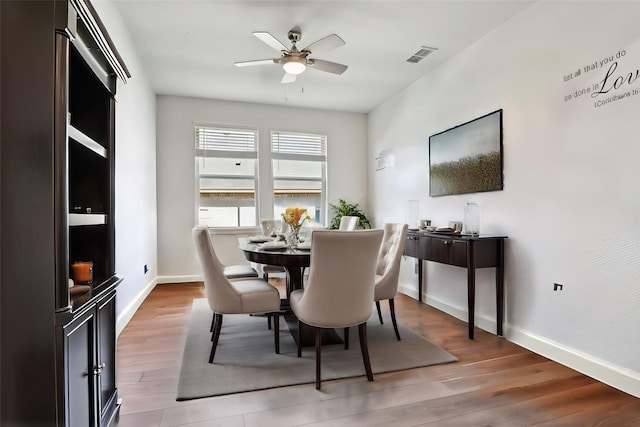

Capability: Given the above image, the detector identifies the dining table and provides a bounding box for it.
[238,237,342,347]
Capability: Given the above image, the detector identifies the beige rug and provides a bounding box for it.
[176,298,457,400]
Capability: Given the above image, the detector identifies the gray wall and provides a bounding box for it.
[156,96,368,278]
[368,1,640,396]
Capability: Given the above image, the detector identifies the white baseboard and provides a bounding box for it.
[508,326,640,398]
[397,283,640,398]
[157,274,202,284]
[116,277,158,338]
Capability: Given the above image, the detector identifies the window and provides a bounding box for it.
[271,131,327,224]
[195,126,257,227]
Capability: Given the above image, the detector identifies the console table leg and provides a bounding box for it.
[496,240,505,336]
[467,241,476,339]
[418,260,423,303]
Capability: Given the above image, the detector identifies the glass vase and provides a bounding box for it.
[463,202,480,235]
[285,227,301,248]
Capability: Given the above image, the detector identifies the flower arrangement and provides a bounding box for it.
[281,207,311,231]
[281,207,311,247]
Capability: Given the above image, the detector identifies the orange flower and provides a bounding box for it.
[282,207,311,228]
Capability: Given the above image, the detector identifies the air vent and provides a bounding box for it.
[406,46,438,63]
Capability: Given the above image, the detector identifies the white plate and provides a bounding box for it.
[248,236,274,243]
[296,242,311,250]
[259,241,288,250]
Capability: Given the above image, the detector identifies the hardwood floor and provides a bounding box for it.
[115,281,639,426]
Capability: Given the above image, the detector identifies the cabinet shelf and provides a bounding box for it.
[69,125,107,158]
[69,213,107,226]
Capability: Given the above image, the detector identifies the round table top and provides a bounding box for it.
[238,238,311,268]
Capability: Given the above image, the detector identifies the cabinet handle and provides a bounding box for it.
[93,363,106,376]
[443,240,453,245]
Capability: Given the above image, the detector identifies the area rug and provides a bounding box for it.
[176,298,458,400]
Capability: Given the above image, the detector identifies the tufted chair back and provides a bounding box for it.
[374,223,408,299]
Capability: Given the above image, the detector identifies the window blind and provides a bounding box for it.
[195,126,257,152]
[271,131,326,159]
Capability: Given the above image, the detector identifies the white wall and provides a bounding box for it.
[156,96,368,279]
[369,1,640,396]
[93,1,159,334]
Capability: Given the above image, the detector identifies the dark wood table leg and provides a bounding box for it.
[285,266,304,299]
[466,241,476,339]
[496,239,505,336]
[283,265,343,347]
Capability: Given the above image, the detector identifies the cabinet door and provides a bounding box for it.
[96,290,119,426]
[65,308,98,427]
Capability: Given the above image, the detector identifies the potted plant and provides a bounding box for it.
[328,199,372,230]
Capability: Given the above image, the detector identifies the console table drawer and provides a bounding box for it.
[430,238,467,267]
[404,235,431,259]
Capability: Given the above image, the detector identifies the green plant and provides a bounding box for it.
[328,199,372,230]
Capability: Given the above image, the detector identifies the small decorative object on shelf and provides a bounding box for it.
[463,202,480,235]
[281,207,311,248]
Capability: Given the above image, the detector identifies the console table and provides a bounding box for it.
[403,231,508,339]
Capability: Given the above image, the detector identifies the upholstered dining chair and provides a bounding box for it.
[204,229,258,279]
[338,215,360,230]
[374,223,408,341]
[249,219,288,282]
[192,227,281,363]
[289,229,384,389]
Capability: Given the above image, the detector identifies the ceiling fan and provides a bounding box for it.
[234,29,348,83]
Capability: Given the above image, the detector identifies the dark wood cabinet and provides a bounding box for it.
[1,1,129,425]
[404,231,507,339]
[59,288,120,427]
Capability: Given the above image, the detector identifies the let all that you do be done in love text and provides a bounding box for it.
[563,47,639,109]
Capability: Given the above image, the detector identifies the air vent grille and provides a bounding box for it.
[406,45,438,63]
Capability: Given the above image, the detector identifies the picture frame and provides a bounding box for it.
[429,109,503,197]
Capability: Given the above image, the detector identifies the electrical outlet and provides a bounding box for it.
[553,283,563,291]
[144,264,149,274]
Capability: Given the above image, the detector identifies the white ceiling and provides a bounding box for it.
[110,0,534,113]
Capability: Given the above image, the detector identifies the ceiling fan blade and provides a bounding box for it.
[281,72,297,84]
[308,59,348,75]
[253,32,289,52]
[234,59,279,67]
[301,34,345,54]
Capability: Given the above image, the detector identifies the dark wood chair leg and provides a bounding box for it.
[267,313,272,330]
[210,313,215,333]
[344,327,349,350]
[358,322,374,382]
[389,298,401,341]
[315,328,322,390]
[376,300,383,324]
[297,320,302,357]
[273,312,280,354]
[209,313,223,363]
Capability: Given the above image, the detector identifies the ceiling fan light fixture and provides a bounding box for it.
[281,57,306,75]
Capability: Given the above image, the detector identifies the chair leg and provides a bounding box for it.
[344,327,349,350]
[389,298,401,341]
[376,300,383,324]
[358,322,374,382]
[297,320,302,357]
[209,313,223,363]
[267,313,272,330]
[315,328,322,390]
[273,312,280,354]
[210,313,215,333]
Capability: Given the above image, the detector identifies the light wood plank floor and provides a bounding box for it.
[115,281,639,426]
